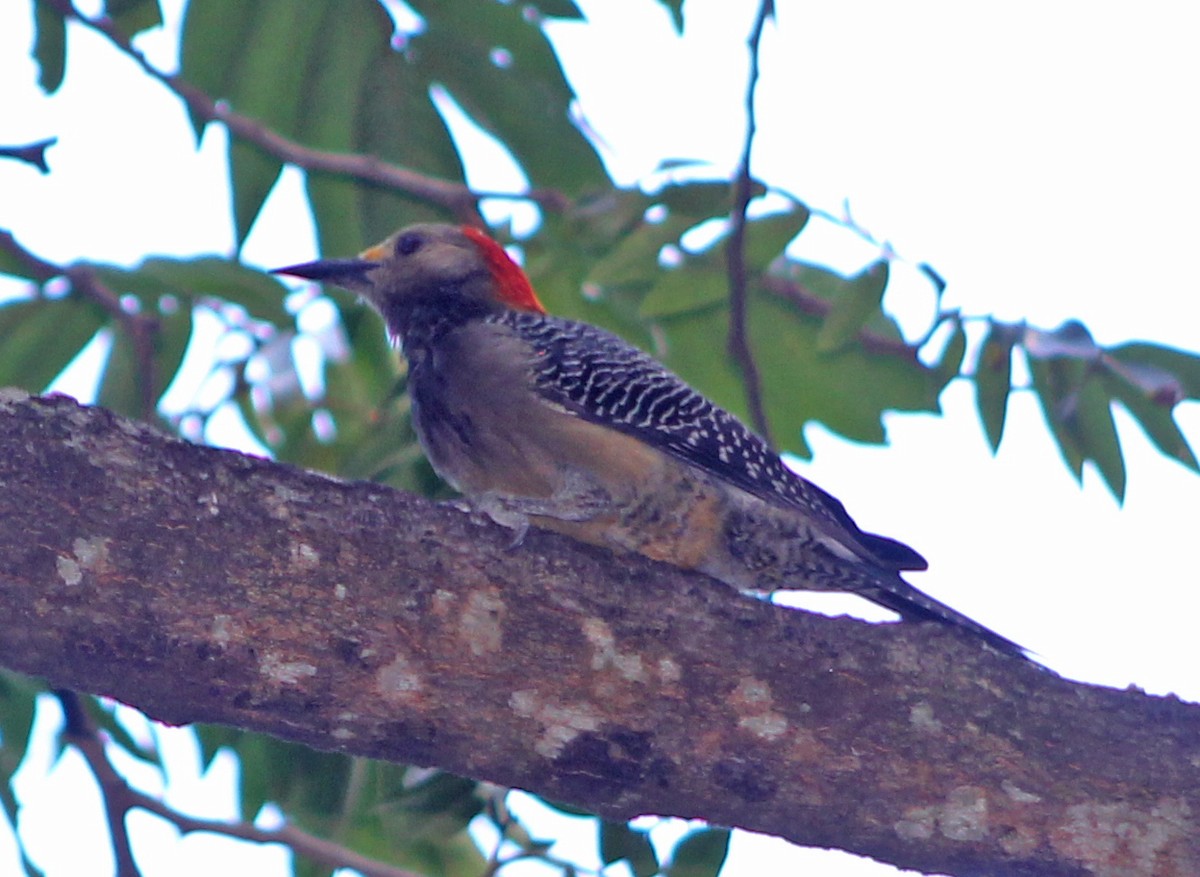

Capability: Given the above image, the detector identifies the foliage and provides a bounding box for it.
[1,0,1199,875]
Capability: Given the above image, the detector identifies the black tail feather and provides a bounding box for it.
[862,577,1031,661]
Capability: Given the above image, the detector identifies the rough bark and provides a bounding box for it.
[1,390,1197,877]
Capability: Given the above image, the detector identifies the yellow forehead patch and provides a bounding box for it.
[359,242,387,262]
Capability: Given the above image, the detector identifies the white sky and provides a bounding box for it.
[2,1,1199,875]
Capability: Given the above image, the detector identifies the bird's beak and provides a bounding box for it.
[271,254,381,292]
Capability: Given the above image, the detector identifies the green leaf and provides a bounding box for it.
[221,119,283,248]
[776,259,907,343]
[1028,355,1087,482]
[179,0,260,138]
[0,296,107,392]
[599,821,659,877]
[345,826,485,877]
[324,303,397,405]
[521,210,662,341]
[326,767,487,877]
[0,672,40,772]
[261,301,422,486]
[69,281,194,418]
[975,321,1018,452]
[93,258,290,327]
[97,324,146,419]
[0,244,38,280]
[750,292,937,453]
[640,265,727,318]
[741,206,809,271]
[639,206,808,318]
[231,382,275,452]
[224,4,321,243]
[656,0,686,33]
[137,257,292,326]
[1024,324,1153,496]
[1028,356,1127,500]
[185,0,467,255]
[308,14,467,254]
[932,317,966,391]
[32,0,66,94]
[781,261,856,304]
[411,1,609,196]
[317,369,422,486]
[657,282,938,458]
[377,772,482,837]
[1103,370,1199,474]
[182,0,330,243]
[1103,357,1183,406]
[1107,342,1200,401]
[665,827,730,877]
[292,853,332,877]
[656,181,736,217]
[104,0,163,39]
[524,0,584,18]
[296,0,392,256]
[1074,377,1126,501]
[89,265,172,303]
[815,260,888,354]
[226,733,352,822]
[193,724,239,770]
[152,308,196,403]
[588,211,697,291]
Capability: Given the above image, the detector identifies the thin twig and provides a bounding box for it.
[47,0,568,224]
[725,0,775,446]
[0,138,57,173]
[132,801,428,877]
[55,690,143,877]
[53,691,426,877]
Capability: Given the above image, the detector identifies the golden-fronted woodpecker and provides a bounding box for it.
[275,223,1025,658]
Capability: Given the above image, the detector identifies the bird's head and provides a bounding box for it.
[272,223,546,327]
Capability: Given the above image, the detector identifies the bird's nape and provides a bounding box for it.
[459,225,546,314]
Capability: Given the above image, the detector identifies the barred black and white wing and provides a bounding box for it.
[495,311,927,573]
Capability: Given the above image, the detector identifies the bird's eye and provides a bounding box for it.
[395,232,423,257]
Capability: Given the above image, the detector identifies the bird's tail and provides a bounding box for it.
[861,575,1030,661]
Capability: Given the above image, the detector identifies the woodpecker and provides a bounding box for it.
[275,223,1026,658]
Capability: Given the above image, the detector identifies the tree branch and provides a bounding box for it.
[47,1,568,222]
[2,392,1199,877]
